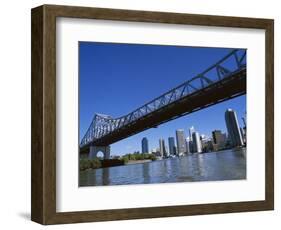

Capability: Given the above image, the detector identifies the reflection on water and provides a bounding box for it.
[79,148,246,187]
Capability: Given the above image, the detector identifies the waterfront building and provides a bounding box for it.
[212,130,226,150]
[151,147,162,158]
[225,109,244,147]
[176,129,187,155]
[192,131,202,153]
[188,141,193,153]
[189,126,195,141]
[240,127,247,144]
[185,138,191,154]
[222,133,227,144]
[200,135,211,152]
[165,145,169,157]
[242,127,247,144]
[168,137,176,155]
[141,137,149,153]
[159,138,167,158]
[189,126,195,153]
[201,138,213,152]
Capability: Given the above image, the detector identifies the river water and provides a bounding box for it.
[79,148,246,187]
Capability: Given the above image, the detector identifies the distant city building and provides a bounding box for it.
[242,127,247,144]
[222,133,227,143]
[185,138,191,154]
[212,130,226,150]
[201,138,213,153]
[242,116,247,129]
[165,145,169,157]
[151,148,161,158]
[141,137,149,153]
[225,109,244,147]
[151,148,158,153]
[159,138,167,158]
[189,126,195,153]
[176,129,187,155]
[168,137,177,155]
[200,134,210,152]
[192,132,202,153]
[240,127,246,144]
[189,126,195,141]
[241,113,247,144]
[188,141,193,153]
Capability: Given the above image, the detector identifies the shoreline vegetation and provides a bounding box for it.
[126,159,152,165]
[79,153,156,171]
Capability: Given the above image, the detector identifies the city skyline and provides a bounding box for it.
[107,106,245,156]
[79,42,246,156]
[107,102,245,156]
[139,108,244,156]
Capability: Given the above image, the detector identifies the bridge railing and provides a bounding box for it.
[80,49,246,147]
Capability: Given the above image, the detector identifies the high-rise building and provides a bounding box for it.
[168,137,176,155]
[192,132,202,153]
[188,141,193,153]
[141,137,149,153]
[240,127,244,137]
[189,126,195,141]
[165,145,169,157]
[185,138,191,154]
[212,130,226,149]
[189,126,195,153]
[159,138,167,158]
[176,129,187,155]
[225,109,244,147]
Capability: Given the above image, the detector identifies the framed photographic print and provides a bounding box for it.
[31,4,274,225]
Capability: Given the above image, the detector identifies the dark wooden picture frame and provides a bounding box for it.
[31,4,274,225]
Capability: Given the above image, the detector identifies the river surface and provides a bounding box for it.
[79,148,246,187]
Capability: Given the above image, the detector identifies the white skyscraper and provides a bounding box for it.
[189,126,195,153]
[176,129,187,155]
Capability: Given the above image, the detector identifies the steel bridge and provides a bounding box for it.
[80,49,246,157]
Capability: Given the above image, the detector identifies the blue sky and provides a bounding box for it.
[79,42,246,156]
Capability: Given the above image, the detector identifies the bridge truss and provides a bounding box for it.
[80,49,246,148]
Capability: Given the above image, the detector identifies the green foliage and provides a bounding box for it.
[80,153,156,170]
[79,158,101,171]
[149,154,157,161]
[120,153,156,163]
[90,158,102,169]
[121,155,129,164]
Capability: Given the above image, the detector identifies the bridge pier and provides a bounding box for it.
[89,145,110,160]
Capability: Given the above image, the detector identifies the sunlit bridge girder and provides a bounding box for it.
[80,49,246,148]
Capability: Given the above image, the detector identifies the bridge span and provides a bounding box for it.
[80,49,246,159]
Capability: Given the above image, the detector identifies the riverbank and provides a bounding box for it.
[80,158,153,171]
[126,159,152,165]
[80,158,125,171]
